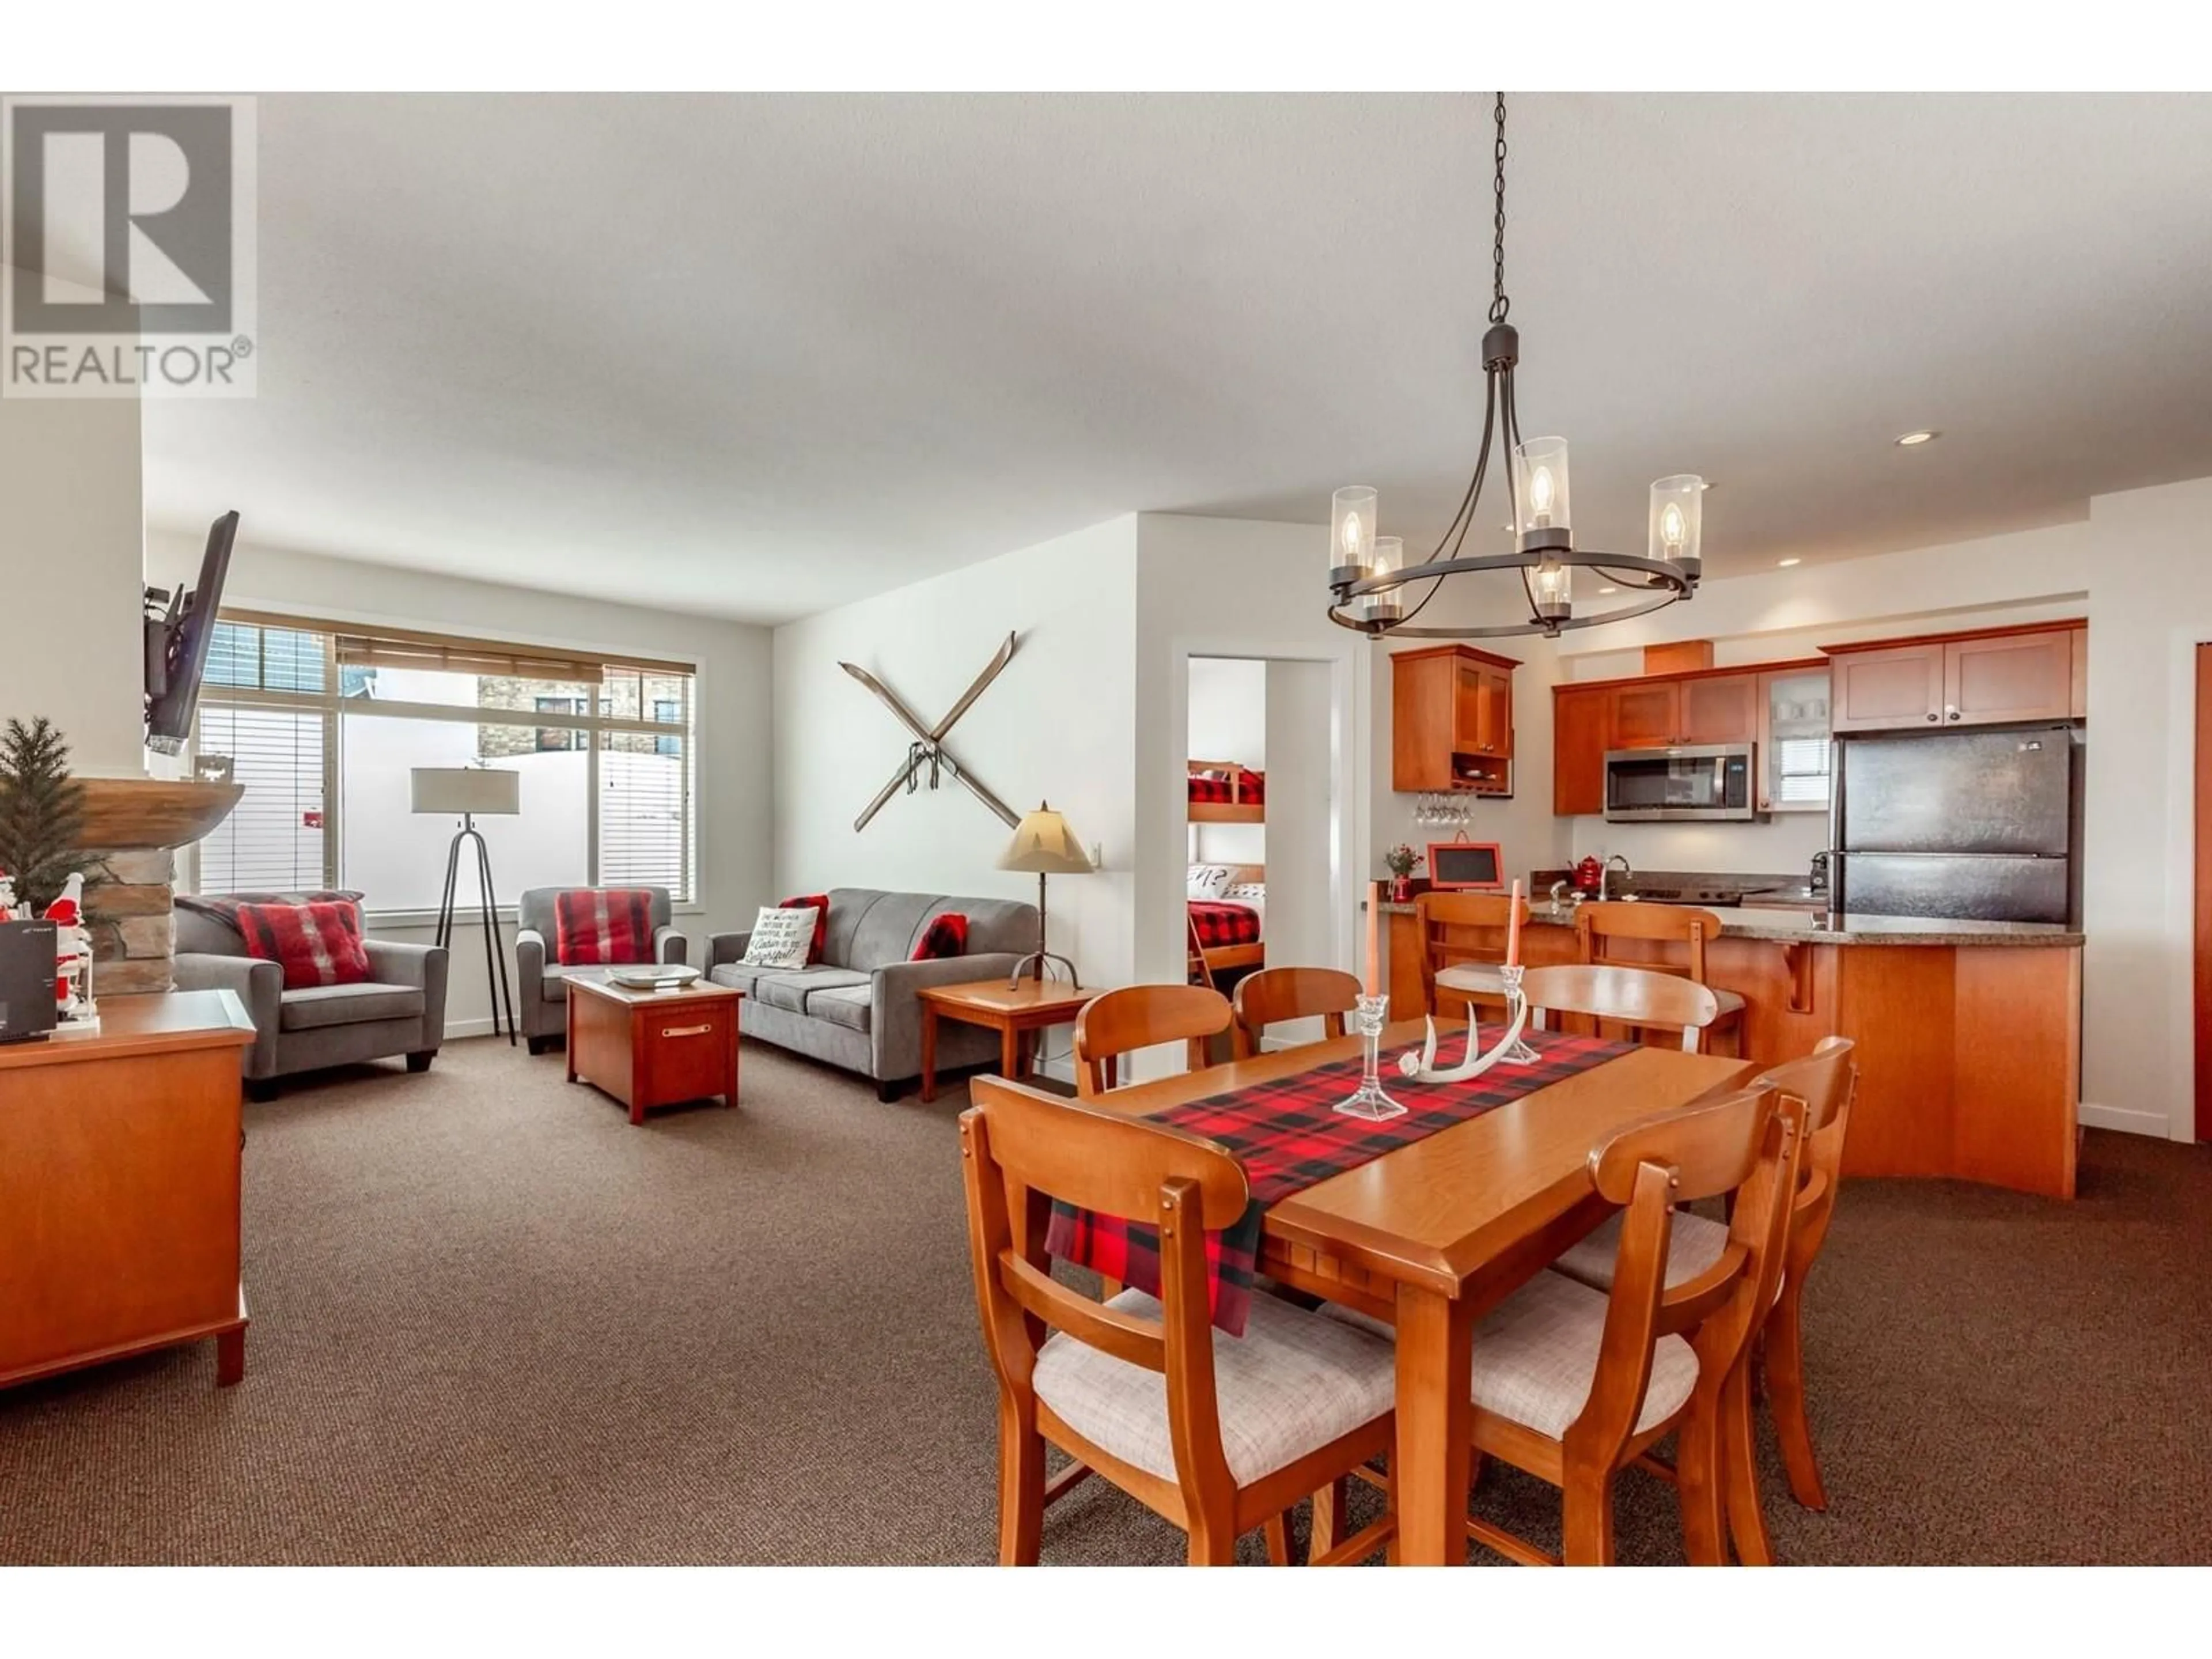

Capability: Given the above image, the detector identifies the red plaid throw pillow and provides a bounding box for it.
[236,900,372,991]
[912,912,968,960]
[555,889,655,965]
[779,893,830,964]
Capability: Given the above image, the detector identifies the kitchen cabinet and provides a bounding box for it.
[1827,625,2081,732]
[1392,644,1518,794]
[1945,629,2075,724]
[1677,672,1761,745]
[1552,684,1610,816]
[1757,666,1833,813]
[1608,680,1680,749]
[1830,641,1946,730]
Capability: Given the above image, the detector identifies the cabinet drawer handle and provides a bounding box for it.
[661,1022,714,1038]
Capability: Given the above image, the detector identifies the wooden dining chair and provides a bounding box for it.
[1520,963,1722,1053]
[1414,890,1529,1023]
[961,1077,1399,1566]
[1230,967,1362,1059]
[1552,1035,1858,1520]
[1574,903,1746,1054]
[1460,1085,1802,1566]
[1073,984,1233,1098]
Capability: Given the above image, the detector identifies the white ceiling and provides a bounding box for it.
[142,92,2212,624]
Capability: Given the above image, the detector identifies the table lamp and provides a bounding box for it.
[411,765,521,1044]
[997,801,1094,988]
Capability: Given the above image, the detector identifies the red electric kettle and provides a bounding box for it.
[1573,855,1604,896]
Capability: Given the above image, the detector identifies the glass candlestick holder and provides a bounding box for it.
[1496,964,1543,1066]
[1334,993,1408,1120]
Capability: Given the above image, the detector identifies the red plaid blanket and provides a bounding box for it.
[1187,770,1264,805]
[1188,900,1262,949]
[1045,1028,1633,1335]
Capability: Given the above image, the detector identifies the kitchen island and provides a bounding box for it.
[1381,900,2084,1199]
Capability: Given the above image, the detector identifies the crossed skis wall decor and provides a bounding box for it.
[842,631,1022,832]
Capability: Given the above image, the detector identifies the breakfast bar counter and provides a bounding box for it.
[1380,900,2084,1199]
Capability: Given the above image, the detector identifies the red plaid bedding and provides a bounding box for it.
[1044,1029,1634,1335]
[1188,900,1262,949]
[1187,769,1264,805]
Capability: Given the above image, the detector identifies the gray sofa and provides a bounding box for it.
[707,887,1036,1100]
[173,895,449,1099]
[514,885,689,1054]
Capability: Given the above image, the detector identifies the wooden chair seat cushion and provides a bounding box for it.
[1467,1271,1699,1440]
[1321,1272,1698,1440]
[1032,1288,1396,1486]
[1551,1209,1730,1295]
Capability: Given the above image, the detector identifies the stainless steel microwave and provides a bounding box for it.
[1603,744,1758,822]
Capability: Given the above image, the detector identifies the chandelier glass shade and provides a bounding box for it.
[1327,95,1706,641]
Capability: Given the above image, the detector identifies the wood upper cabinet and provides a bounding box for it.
[1945,630,2075,725]
[1608,680,1680,749]
[1829,641,1947,731]
[1827,625,2082,732]
[1392,644,1518,793]
[1552,685,1610,816]
[1677,672,1760,745]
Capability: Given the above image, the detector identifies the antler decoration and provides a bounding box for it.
[1397,964,1540,1082]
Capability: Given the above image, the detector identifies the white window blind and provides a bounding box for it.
[196,704,330,891]
[192,615,698,904]
[1774,736,1832,805]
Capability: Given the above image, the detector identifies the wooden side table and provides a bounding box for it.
[916,976,1098,1103]
[566,972,743,1125]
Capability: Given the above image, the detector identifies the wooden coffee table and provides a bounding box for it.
[915,976,1098,1103]
[566,971,743,1125]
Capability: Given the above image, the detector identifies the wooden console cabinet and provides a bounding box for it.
[0,992,256,1390]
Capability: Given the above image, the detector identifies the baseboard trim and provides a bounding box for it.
[442,1018,510,1041]
[2078,1100,2173,1138]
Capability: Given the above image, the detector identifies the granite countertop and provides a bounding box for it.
[1370,897,2082,948]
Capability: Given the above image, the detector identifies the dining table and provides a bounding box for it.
[1080,1018,1757,1566]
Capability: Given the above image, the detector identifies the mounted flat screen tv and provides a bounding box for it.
[144,510,238,756]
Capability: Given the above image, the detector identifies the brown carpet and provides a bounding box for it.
[3,1035,2209,1565]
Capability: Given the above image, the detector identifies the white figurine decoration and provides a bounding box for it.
[0,869,18,922]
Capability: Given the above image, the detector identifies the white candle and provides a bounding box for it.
[1506,878,1524,967]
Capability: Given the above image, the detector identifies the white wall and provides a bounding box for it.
[146,530,775,1035]
[1134,516,1370,1007]
[1185,656,1267,865]
[0,389,147,777]
[772,517,1140,987]
[1260,658,1335,1041]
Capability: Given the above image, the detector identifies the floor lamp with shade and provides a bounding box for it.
[998,801,1094,988]
[411,766,520,1045]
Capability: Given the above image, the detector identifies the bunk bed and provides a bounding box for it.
[1186,759,1266,824]
[1185,862,1266,986]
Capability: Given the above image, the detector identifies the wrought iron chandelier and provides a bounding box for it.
[1327,93,1706,640]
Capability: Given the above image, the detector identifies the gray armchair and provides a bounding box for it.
[173,894,449,1100]
[514,885,688,1054]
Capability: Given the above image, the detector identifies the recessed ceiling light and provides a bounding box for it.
[1596,586,1619,595]
[1893,429,1940,447]
[1699,480,1715,490]
[1777,557,1802,568]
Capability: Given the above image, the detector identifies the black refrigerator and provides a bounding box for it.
[1829,725,2080,925]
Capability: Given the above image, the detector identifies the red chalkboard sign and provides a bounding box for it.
[1426,840,1503,891]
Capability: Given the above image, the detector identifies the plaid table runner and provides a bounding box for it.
[1044,1027,1633,1336]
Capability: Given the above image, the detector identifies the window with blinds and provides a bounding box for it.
[1773,736,1833,806]
[191,615,697,906]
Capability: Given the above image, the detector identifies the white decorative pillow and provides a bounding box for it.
[1224,881,1266,901]
[742,905,816,969]
[1187,864,1232,901]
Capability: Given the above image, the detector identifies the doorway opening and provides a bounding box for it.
[1185,655,1339,1044]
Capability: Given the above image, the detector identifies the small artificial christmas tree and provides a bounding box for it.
[0,717,88,916]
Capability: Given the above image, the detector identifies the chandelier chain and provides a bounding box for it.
[1488,92,1509,325]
